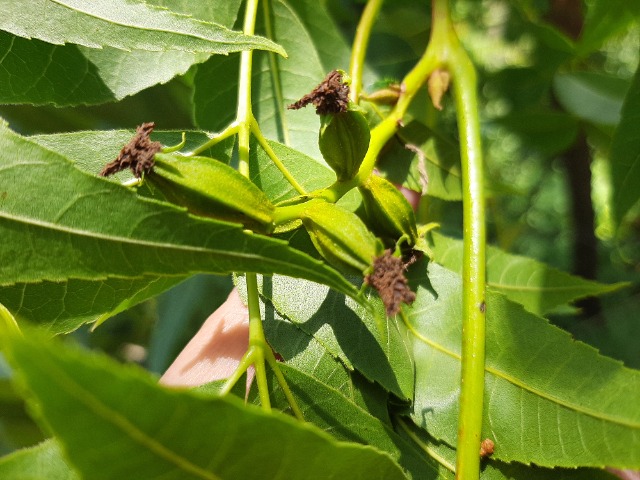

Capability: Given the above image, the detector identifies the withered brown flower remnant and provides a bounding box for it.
[365,249,416,316]
[288,70,350,115]
[100,122,162,178]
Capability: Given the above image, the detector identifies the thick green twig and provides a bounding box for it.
[427,1,487,478]
[342,0,487,476]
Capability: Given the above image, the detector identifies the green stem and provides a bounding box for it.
[428,1,487,478]
[226,0,304,420]
[349,0,385,103]
[451,53,486,480]
[187,121,240,156]
[250,121,307,195]
[236,0,256,177]
[246,273,272,411]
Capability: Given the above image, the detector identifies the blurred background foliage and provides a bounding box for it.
[0,0,638,454]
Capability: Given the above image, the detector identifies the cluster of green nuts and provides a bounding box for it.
[103,72,420,314]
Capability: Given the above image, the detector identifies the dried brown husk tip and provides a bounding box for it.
[288,70,350,115]
[365,249,416,316]
[100,122,162,178]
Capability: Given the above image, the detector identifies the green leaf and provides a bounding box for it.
[0,276,185,334]
[408,262,640,468]
[2,330,407,480]
[0,2,246,106]
[488,111,579,157]
[260,316,619,479]
[194,0,351,159]
[0,439,79,480]
[260,304,393,422]
[0,130,238,335]
[430,232,627,315]
[0,32,114,106]
[249,137,362,213]
[610,63,640,224]
[0,122,358,304]
[376,121,462,200]
[29,129,234,181]
[149,0,244,28]
[0,0,285,56]
[249,137,335,203]
[579,0,640,55]
[0,378,45,451]
[553,72,631,126]
[483,67,552,112]
[239,273,415,401]
[265,364,444,480]
[0,31,211,106]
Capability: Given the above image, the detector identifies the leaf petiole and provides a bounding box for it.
[161,132,186,153]
[349,0,385,103]
[186,121,240,157]
[250,120,307,195]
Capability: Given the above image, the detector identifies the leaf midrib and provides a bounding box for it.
[0,210,256,258]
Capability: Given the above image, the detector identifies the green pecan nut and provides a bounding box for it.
[301,199,382,275]
[147,153,275,231]
[359,175,418,245]
[318,109,370,181]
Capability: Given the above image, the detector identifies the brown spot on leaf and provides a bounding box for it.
[365,249,416,316]
[480,438,495,457]
[100,122,162,178]
[288,70,350,115]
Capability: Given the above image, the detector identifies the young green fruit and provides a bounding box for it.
[147,153,275,231]
[301,199,382,275]
[318,109,370,181]
[359,175,418,245]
